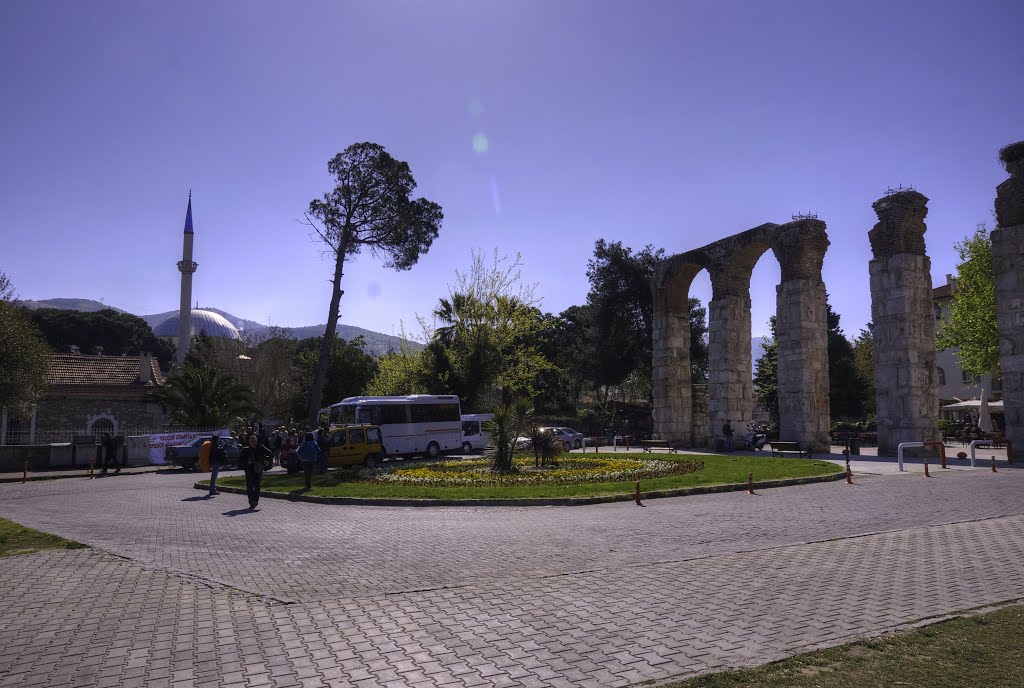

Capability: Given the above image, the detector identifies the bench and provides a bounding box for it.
[640,440,678,453]
[768,441,810,459]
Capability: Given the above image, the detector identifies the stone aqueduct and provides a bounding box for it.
[651,141,1024,461]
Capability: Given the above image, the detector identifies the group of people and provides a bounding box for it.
[201,424,332,508]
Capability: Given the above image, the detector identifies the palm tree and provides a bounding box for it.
[483,397,533,473]
[150,364,254,427]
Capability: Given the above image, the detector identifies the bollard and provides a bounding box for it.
[89,458,95,480]
[846,462,853,485]
[634,480,643,506]
[747,471,754,495]
[22,460,28,484]
[625,436,630,451]
[924,456,930,478]
[992,456,998,473]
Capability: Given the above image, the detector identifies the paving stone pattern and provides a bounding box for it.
[1,469,1023,687]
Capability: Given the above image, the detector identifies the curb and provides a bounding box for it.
[0,468,162,484]
[194,470,847,507]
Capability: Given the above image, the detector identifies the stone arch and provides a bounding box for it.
[652,220,831,451]
[86,414,118,439]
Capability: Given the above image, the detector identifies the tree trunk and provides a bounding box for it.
[307,238,348,425]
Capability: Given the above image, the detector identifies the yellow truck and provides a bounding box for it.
[326,424,384,468]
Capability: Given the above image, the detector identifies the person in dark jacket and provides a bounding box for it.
[243,434,271,509]
[100,433,120,476]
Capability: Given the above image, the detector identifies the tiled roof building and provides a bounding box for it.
[23,353,169,441]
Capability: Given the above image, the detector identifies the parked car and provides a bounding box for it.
[538,427,584,451]
[165,435,242,471]
[513,436,533,451]
[551,427,584,450]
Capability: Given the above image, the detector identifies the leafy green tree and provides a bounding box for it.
[851,326,876,416]
[304,142,444,424]
[827,304,868,420]
[936,226,999,377]
[584,240,709,397]
[753,317,779,424]
[0,271,14,302]
[149,364,254,427]
[0,300,51,415]
[366,346,430,396]
[420,250,553,411]
[24,307,174,368]
[289,336,377,419]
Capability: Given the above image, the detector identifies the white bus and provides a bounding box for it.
[329,395,462,458]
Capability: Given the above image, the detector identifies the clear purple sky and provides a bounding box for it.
[2,1,1021,340]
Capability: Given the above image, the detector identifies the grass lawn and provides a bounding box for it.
[212,453,839,500]
[0,518,86,557]
[667,603,1024,687]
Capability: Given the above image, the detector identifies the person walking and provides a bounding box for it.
[207,435,226,496]
[243,434,270,509]
[315,425,330,474]
[100,432,120,476]
[722,420,734,453]
[297,432,320,490]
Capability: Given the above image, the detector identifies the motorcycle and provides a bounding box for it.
[741,423,768,451]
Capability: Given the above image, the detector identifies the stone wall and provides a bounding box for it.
[868,190,939,456]
[993,141,1024,463]
[35,390,167,435]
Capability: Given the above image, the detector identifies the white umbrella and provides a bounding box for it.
[978,388,992,433]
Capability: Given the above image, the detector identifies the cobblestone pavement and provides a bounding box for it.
[1,468,1022,687]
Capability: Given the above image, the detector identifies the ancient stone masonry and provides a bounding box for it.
[993,141,1024,463]
[652,221,831,451]
[868,190,939,456]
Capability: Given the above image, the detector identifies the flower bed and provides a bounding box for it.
[369,456,704,487]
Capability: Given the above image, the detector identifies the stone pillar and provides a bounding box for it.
[868,190,939,456]
[776,280,830,450]
[993,141,1024,463]
[707,273,753,447]
[651,267,696,445]
[774,220,831,452]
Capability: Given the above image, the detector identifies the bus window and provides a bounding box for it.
[379,405,409,424]
[463,421,479,436]
[367,427,381,443]
[332,406,357,425]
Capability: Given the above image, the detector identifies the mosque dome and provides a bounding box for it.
[153,309,242,340]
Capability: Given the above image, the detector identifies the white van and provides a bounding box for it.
[460,413,494,452]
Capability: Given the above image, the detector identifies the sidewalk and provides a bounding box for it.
[0,464,166,483]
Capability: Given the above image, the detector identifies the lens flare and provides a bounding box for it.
[472,133,489,154]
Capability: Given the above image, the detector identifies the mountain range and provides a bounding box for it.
[17,298,417,357]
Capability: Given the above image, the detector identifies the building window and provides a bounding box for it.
[937,367,946,386]
[934,303,942,321]
[962,370,980,385]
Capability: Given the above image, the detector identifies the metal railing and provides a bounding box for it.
[2,426,223,446]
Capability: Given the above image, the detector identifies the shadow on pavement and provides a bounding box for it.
[222,508,256,517]
[181,495,213,502]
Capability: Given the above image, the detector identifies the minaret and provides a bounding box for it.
[175,192,198,366]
